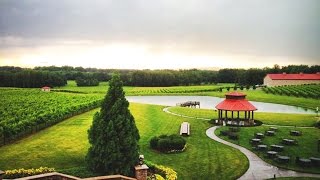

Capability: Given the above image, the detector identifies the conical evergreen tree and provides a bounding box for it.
[86,73,140,176]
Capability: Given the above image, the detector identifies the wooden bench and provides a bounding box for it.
[180,122,190,136]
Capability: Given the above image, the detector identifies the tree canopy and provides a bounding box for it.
[86,73,140,176]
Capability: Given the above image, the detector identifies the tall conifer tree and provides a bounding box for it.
[86,74,140,176]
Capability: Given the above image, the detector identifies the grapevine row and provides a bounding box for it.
[0,89,103,146]
[262,84,320,99]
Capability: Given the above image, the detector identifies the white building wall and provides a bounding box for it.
[263,76,320,87]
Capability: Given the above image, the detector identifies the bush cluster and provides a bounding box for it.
[145,161,178,180]
[4,167,55,179]
[150,134,186,153]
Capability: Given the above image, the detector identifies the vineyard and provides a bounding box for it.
[262,84,320,99]
[0,88,102,146]
[125,85,225,95]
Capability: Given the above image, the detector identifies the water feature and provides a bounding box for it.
[126,96,316,114]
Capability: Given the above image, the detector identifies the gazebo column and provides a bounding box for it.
[225,110,228,121]
[244,111,247,120]
[231,111,234,119]
[248,111,251,119]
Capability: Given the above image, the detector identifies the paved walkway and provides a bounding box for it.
[163,107,320,180]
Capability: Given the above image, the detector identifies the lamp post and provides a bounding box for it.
[139,154,144,165]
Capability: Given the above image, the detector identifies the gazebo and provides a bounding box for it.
[215,92,257,126]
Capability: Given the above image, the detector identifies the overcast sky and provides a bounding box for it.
[0,0,319,69]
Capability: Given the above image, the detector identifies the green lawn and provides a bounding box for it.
[168,106,320,173]
[169,107,318,127]
[215,126,320,174]
[0,103,248,179]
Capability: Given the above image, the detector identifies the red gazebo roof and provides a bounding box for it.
[215,92,257,111]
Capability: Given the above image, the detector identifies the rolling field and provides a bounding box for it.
[0,103,248,179]
[55,81,320,111]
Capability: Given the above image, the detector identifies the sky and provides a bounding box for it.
[0,0,319,69]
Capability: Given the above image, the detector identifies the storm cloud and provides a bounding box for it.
[0,0,319,67]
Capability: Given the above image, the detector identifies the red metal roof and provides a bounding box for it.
[215,99,257,111]
[266,73,320,80]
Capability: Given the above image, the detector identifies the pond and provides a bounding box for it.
[126,96,316,114]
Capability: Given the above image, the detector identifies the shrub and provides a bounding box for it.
[145,161,178,180]
[149,134,186,153]
[155,174,165,180]
[315,120,320,128]
[4,167,55,179]
[150,136,160,149]
[253,85,256,90]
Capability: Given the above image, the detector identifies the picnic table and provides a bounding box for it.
[310,157,320,167]
[277,155,290,163]
[270,144,284,152]
[266,130,275,136]
[298,158,312,167]
[255,133,264,139]
[250,138,261,145]
[290,130,302,136]
[282,138,296,145]
[267,151,278,158]
[257,144,268,151]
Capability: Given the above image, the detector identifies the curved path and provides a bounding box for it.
[164,107,320,180]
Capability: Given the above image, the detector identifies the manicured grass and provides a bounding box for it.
[215,126,320,174]
[0,103,248,179]
[0,109,97,169]
[169,107,318,127]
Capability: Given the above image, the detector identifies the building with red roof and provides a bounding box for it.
[215,92,257,126]
[263,73,320,87]
[41,86,51,92]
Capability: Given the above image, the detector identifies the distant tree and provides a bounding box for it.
[86,74,140,176]
[75,74,99,86]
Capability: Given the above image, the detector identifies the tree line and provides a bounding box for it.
[0,68,67,88]
[1,64,319,87]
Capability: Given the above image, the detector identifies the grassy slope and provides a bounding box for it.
[169,107,318,127]
[0,103,248,180]
[0,109,97,169]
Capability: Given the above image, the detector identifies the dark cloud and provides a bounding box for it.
[0,0,319,60]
